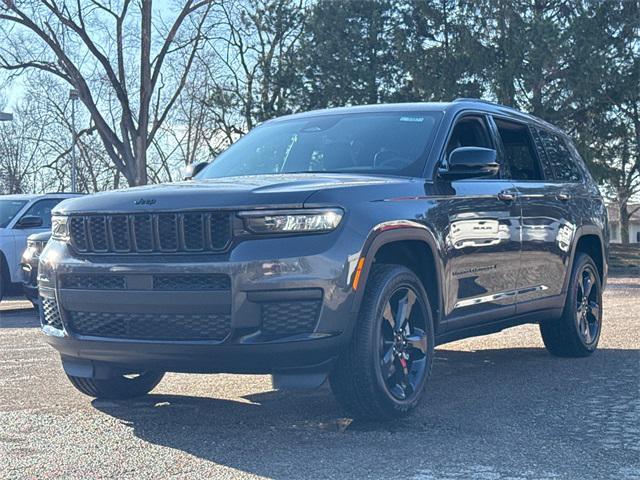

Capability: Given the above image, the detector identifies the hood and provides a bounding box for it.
[54,173,410,214]
[28,231,52,242]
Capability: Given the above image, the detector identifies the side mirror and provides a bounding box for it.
[182,161,210,180]
[441,147,499,179]
[15,215,44,229]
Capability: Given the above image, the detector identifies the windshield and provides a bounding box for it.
[0,200,28,228]
[198,111,442,179]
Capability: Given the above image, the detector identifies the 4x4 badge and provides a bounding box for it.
[134,198,156,205]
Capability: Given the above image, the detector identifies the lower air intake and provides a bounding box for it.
[67,311,230,341]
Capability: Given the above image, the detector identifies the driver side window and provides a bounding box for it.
[20,199,62,229]
[445,116,493,156]
[444,116,497,177]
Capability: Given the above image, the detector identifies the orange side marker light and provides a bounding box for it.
[352,257,366,290]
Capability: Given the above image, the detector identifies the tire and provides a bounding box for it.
[540,253,603,357]
[66,371,165,400]
[330,264,435,420]
[0,253,8,303]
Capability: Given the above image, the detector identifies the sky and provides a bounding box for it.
[1,0,178,113]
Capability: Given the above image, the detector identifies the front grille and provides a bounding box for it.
[261,300,321,339]
[61,274,126,290]
[41,297,63,330]
[153,274,230,291]
[59,273,230,291]
[68,212,232,254]
[67,311,230,341]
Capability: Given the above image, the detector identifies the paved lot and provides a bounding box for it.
[1,277,639,479]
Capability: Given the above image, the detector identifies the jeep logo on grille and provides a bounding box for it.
[134,198,157,205]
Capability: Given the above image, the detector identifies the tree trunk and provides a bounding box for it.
[619,202,630,245]
[136,0,153,186]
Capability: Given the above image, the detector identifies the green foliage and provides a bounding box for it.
[288,0,638,204]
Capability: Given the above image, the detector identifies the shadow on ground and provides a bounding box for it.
[93,347,639,478]
[0,307,39,328]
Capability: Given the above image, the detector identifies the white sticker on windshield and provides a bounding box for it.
[399,116,425,123]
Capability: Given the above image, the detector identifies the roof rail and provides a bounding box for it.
[45,191,84,195]
[453,97,523,113]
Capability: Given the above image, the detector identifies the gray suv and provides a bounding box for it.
[39,100,608,419]
[0,193,80,302]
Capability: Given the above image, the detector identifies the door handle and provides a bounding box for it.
[558,192,571,201]
[498,192,517,202]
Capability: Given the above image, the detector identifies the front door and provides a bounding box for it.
[435,114,522,331]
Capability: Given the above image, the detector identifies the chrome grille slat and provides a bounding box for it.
[68,212,232,255]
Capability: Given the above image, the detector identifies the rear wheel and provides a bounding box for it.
[540,253,602,357]
[66,371,165,399]
[330,264,434,420]
[0,256,8,303]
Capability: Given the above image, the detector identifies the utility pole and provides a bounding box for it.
[69,89,79,193]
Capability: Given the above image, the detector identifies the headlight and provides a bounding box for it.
[239,208,343,234]
[51,215,70,241]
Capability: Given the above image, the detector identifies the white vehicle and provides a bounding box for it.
[0,193,81,301]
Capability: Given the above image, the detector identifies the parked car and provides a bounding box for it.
[0,193,81,302]
[21,231,51,307]
[39,99,608,419]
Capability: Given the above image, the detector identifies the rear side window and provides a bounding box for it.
[537,129,582,183]
[494,118,542,181]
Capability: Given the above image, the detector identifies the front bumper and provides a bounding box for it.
[20,253,40,302]
[38,233,359,376]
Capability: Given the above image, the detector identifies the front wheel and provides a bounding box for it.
[330,264,434,420]
[67,371,165,399]
[540,253,603,357]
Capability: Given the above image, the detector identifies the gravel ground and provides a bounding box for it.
[1,277,638,480]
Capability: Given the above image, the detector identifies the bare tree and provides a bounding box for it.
[201,0,304,137]
[0,94,46,193]
[0,0,215,186]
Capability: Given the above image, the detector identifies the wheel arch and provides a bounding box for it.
[564,226,607,293]
[0,250,10,282]
[352,222,444,333]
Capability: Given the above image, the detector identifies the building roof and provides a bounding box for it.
[607,204,640,222]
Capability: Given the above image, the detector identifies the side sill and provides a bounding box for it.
[435,308,563,346]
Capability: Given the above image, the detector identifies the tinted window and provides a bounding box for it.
[445,116,493,156]
[0,200,27,228]
[21,199,62,228]
[494,119,542,180]
[199,112,442,179]
[537,129,582,182]
[531,130,555,179]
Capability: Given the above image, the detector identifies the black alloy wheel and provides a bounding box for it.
[330,264,434,419]
[575,265,601,346]
[540,253,602,357]
[378,286,429,401]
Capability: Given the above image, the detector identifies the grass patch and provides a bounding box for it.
[609,244,640,271]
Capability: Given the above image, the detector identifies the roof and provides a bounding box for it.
[0,193,82,201]
[267,98,563,134]
[607,204,640,222]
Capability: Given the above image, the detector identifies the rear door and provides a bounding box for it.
[437,114,522,331]
[492,117,578,313]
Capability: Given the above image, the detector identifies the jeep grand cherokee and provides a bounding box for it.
[39,99,608,419]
